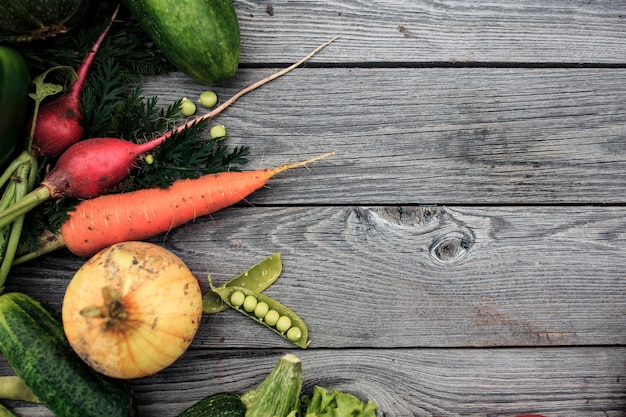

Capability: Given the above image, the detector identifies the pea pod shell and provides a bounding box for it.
[213,285,309,349]
[202,252,282,314]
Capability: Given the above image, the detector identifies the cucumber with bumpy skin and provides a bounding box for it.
[0,292,136,417]
[122,0,240,85]
[179,393,245,417]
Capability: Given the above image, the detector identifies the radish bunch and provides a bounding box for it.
[0,7,121,288]
[0,36,340,232]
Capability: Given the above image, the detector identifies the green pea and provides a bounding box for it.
[286,327,302,342]
[264,309,280,326]
[144,154,154,165]
[179,97,197,116]
[243,295,258,312]
[210,283,309,348]
[275,315,292,333]
[254,301,269,318]
[230,291,245,307]
[210,124,227,140]
[199,90,218,108]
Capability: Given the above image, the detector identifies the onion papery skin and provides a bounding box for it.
[62,241,203,379]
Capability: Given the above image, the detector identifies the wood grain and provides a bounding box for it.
[4,1,626,415]
[232,0,626,64]
[9,206,626,348]
[1,348,624,417]
[140,67,626,204]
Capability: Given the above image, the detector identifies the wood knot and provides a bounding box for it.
[382,206,441,226]
[429,231,472,264]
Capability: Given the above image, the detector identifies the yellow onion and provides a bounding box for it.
[62,241,203,379]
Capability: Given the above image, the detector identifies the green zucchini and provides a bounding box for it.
[0,292,136,417]
[179,354,302,417]
[122,0,240,86]
[241,354,302,417]
[0,0,91,42]
[0,47,30,170]
[179,393,245,417]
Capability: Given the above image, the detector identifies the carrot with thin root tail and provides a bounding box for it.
[56,152,334,258]
[0,36,340,231]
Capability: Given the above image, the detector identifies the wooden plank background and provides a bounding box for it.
[3,0,626,416]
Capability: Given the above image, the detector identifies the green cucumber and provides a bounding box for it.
[122,0,240,86]
[0,47,30,170]
[0,0,91,42]
[0,292,136,417]
[179,392,245,417]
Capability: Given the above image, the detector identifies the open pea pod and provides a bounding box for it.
[202,252,282,314]
[209,282,309,349]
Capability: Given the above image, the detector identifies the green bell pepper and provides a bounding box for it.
[0,46,30,170]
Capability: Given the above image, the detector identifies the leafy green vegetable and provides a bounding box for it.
[301,386,378,417]
[17,6,174,80]
[79,58,131,138]
[13,4,249,252]
[170,354,379,417]
[126,118,249,192]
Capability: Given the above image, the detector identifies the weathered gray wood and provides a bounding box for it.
[9,206,626,348]
[140,67,626,204]
[2,347,625,416]
[232,0,626,64]
[5,1,626,416]
[7,68,626,415]
[121,347,626,417]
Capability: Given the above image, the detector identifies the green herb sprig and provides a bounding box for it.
[14,4,249,251]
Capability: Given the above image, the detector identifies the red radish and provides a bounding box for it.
[30,6,119,158]
[0,36,340,230]
[43,136,173,199]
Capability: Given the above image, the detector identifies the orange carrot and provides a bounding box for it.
[59,152,334,257]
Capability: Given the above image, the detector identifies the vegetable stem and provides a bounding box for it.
[0,376,40,403]
[12,231,66,266]
[0,185,51,231]
[0,164,31,292]
[0,155,37,289]
[0,183,16,213]
[0,151,31,190]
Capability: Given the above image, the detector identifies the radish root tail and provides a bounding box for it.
[169,35,342,139]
